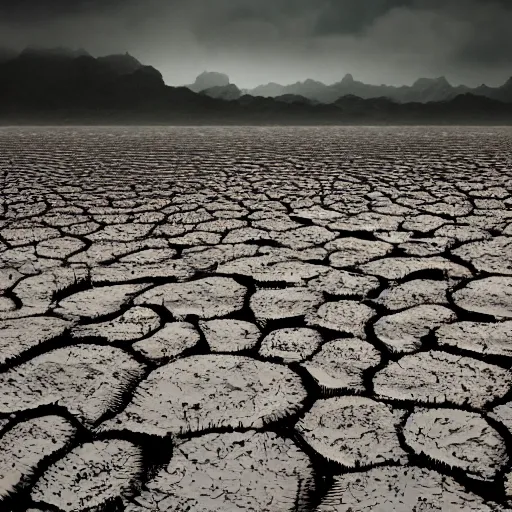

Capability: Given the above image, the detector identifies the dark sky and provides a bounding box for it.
[0,0,511,87]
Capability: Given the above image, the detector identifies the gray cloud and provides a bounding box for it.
[0,0,123,19]
[0,0,510,87]
[312,0,414,35]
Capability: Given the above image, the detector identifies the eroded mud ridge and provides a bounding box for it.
[1,126,512,511]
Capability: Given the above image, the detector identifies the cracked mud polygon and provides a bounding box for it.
[1,126,512,511]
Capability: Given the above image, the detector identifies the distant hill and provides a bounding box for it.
[187,71,230,93]
[0,48,511,125]
[199,84,241,101]
[274,94,315,105]
[246,73,512,104]
[493,77,512,102]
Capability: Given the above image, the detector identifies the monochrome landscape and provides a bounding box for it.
[1,126,512,511]
[2,0,512,509]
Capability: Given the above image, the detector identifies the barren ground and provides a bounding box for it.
[1,126,512,511]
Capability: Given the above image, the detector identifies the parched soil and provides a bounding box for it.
[1,126,512,511]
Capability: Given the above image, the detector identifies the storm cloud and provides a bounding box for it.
[0,0,510,87]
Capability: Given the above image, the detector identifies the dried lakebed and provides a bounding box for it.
[1,125,512,511]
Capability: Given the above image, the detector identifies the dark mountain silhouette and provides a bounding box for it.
[0,49,510,124]
[0,49,165,110]
[187,71,230,93]
[97,53,143,75]
[247,73,512,104]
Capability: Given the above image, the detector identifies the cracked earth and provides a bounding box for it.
[1,126,512,511]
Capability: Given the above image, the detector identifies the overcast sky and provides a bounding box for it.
[0,0,511,88]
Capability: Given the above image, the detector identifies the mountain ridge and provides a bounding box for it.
[0,47,511,125]
[242,73,512,104]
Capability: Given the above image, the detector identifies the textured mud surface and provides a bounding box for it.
[1,126,512,511]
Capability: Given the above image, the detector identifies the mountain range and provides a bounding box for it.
[191,70,512,104]
[0,47,511,124]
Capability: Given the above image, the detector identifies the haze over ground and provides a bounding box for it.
[0,0,511,88]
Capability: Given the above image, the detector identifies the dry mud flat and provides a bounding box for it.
[1,126,512,511]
